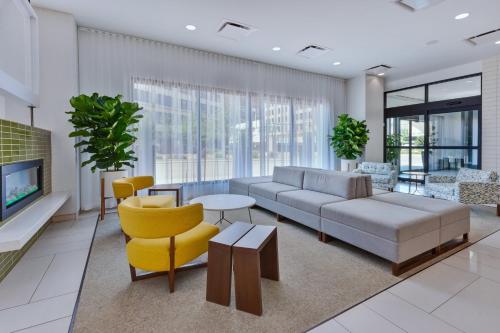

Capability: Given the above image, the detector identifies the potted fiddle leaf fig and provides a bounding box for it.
[67,93,143,197]
[329,114,370,171]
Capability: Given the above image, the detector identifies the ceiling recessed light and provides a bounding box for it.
[496,40,500,45]
[454,13,469,20]
[333,61,341,66]
[272,46,281,51]
[377,73,385,76]
[185,25,197,31]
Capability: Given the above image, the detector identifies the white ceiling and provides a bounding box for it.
[32,0,500,80]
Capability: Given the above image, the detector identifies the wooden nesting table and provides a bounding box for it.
[206,222,279,316]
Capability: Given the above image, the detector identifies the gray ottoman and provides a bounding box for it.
[320,198,440,271]
[369,192,470,244]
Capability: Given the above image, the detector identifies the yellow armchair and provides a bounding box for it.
[112,176,174,208]
[118,197,219,292]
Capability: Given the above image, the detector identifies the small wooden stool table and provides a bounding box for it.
[206,222,254,306]
[233,225,279,316]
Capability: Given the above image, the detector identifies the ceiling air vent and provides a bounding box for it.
[467,28,500,46]
[297,45,330,59]
[365,64,392,76]
[397,0,445,11]
[217,20,257,41]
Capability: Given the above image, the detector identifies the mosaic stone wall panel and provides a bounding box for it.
[0,119,52,282]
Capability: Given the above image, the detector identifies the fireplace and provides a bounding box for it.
[1,159,43,220]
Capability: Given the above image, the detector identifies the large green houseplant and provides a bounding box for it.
[330,114,370,171]
[67,93,143,196]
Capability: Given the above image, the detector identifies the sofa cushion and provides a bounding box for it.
[249,182,299,200]
[229,176,272,191]
[277,190,345,215]
[360,162,392,175]
[456,168,498,182]
[272,166,305,188]
[303,170,358,199]
[370,192,470,227]
[425,182,457,197]
[321,199,440,242]
[369,174,392,184]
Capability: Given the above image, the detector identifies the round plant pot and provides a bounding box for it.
[341,159,357,172]
[101,170,128,198]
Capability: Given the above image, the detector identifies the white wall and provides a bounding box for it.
[34,7,79,216]
[482,54,500,172]
[385,61,481,91]
[347,74,366,120]
[346,74,384,162]
[0,94,31,125]
[365,75,384,162]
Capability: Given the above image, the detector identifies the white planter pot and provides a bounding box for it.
[101,170,128,198]
[341,159,357,172]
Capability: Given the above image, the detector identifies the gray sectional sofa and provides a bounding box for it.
[229,166,470,275]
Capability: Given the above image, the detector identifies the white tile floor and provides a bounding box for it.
[310,229,500,333]
[0,212,97,333]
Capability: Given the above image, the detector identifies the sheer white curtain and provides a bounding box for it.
[78,27,346,209]
[292,98,331,169]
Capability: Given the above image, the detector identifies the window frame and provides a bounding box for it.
[384,74,482,178]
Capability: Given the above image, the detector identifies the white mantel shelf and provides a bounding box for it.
[0,191,69,252]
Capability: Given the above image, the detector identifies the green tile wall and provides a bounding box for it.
[0,119,52,282]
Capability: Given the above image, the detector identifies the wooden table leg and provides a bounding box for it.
[234,250,262,316]
[260,231,279,281]
[206,243,232,306]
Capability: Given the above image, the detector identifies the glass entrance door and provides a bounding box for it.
[386,115,425,174]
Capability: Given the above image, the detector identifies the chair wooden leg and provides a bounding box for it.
[497,204,500,217]
[463,233,469,242]
[169,236,175,293]
[276,214,285,222]
[129,265,138,281]
[168,269,175,293]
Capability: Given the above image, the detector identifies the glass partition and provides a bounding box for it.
[429,110,479,147]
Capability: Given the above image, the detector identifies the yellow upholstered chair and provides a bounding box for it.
[112,176,174,208]
[118,196,219,292]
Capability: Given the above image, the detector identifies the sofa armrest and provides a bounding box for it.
[427,175,457,184]
[457,181,500,204]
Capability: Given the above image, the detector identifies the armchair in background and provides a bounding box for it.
[353,162,397,191]
[112,176,174,208]
[425,168,500,215]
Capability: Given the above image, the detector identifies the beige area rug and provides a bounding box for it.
[73,204,500,333]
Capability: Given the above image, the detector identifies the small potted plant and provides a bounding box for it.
[67,93,143,198]
[329,114,369,171]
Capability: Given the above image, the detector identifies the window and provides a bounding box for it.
[199,89,249,181]
[293,98,330,168]
[133,81,199,185]
[386,87,425,108]
[133,79,332,196]
[384,74,481,177]
[428,76,481,102]
[258,95,292,176]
